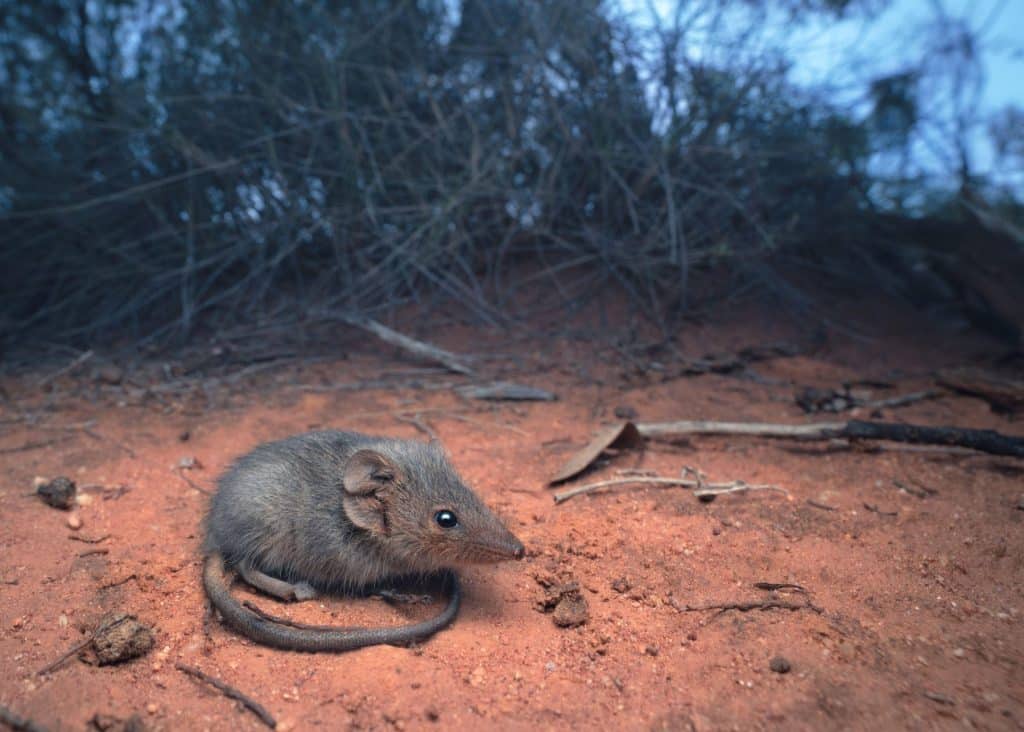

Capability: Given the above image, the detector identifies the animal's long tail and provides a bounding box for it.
[202,553,460,652]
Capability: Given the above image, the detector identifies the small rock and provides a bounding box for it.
[644,645,659,657]
[175,456,202,470]
[37,476,77,510]
[468,666,485,687]
[92,614,155,665]
[769,656,791,674]
[952,648,966,658]
[178,430,191,442]
[424,707,440,722]
[610,577,631,593]
[67,512,83,530]
[613,405,638,420]
[145,703,158,715]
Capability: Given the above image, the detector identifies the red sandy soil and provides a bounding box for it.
[1,300,1022,731]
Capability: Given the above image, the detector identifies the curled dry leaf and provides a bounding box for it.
[548,421,642,485]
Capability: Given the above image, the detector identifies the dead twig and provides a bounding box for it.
[394,413,439,441]
[36,350,94,388]
[863,502,898,517]
[862,389,942,410]
[338,313,474,375]
[893,479,937,498]
[753,582,807,593]
[923,691,956,706]
[0,438,63,454]
[806,499,837,511]
[0,703,48,732]
[552,476,786,504]
[77,548,109,558]
[430,410,529,437]
[80,427,136,459]
[174,468,209,494]
[68,534,110,544]
[637,419,1024,459]
[455,381,556,401]
[175,662,277,729]
[98,573,137,590]
[680,599,823,615]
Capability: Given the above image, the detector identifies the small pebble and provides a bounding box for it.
[644,645,659,657]
[36,477,77,510]
[66,513,83,530]
[146,703,158,715]
[769,656,791,674]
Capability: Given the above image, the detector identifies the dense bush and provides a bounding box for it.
[1,0,1019,347]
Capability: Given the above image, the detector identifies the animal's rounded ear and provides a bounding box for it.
[342,449,399,496]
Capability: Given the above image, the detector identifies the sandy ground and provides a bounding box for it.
[1,301,1022,731]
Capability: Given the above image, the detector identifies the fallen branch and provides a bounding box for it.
[339,314,474,375]
[0,703,48,732]
[175,662,277,729]
[553,476,785,505]
[637,419,1024,459]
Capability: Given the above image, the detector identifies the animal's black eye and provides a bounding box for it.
[435,510,458,529]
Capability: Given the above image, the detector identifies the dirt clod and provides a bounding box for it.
[769,656,792,674]
[92,614,155,665]
[611,577,631,593]
[89,712,146,732]
[552,592,589,628]
[36,476,77,510]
